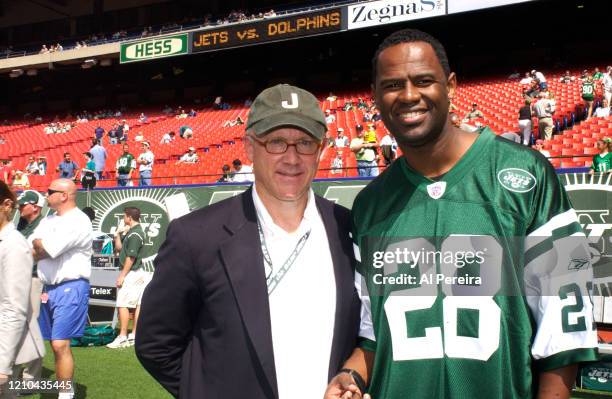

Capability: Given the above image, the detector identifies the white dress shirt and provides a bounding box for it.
[252,185,336,399]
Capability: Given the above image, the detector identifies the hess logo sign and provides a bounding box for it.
[120,34,188,63]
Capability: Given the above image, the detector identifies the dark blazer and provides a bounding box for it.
[135,188,360,398]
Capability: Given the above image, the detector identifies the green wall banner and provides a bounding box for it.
[77,174,610,277]
[78,180,367,271]
[75,173,611,321]
[562,173,612,294]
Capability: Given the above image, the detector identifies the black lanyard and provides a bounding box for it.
[257,220,310,295]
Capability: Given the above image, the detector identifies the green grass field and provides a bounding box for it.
[24,342,605,398]
[31,342,170,399]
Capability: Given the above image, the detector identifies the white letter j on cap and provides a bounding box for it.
[281,93,299,109]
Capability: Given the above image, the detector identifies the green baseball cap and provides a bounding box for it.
[246,84,327,141]
[17,190,46,207]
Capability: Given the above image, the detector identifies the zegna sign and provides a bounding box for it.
[347,0,446,30]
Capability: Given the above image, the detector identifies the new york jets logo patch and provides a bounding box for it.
[427,181,446,199]
[497,168,536,193]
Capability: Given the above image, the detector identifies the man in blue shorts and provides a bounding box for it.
[30,178,93,399]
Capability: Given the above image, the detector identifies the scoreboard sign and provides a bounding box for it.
[190,8,342,53]
[120,33,189,64]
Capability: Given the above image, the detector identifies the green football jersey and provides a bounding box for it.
[116,153,136,174]
[582,82,595,100]
[119,224,146,271]
[352,128,598,399]
[591,152,612,173]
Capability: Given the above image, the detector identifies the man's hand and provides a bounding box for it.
[115,224,131,236]
[116,273,126,288]
[324,372,371,399]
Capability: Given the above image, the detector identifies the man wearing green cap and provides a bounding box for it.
[136,84,360,399]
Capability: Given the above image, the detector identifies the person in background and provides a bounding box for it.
[94,126,104,142]
[37,156,47,176]
[0,181,43,398]
[30,179,92,399]
[325,109,336,124]
[0,160,14,185]
[602,66,612,105]
[107,207,148,349]
[533,92,555,140]
[137,142,154,186]
[217,164,233,183]
[594,98,610,118]
[330,151,343,174]
[518,99,533,145]
[350,126,378,177]
[589,138,612,175]
[16,190,47,385]
[81,152,96,190]
[333,128,349,148]
[89,139,107,180]
[160,131,175,144]
[11,170,30,190]
[379,133,397,166]
[582,75,596,120]
[56,153,79,181]
[179,125,193,139]
[24,157,39,175]
[231,159,254,183]
[533,139,551,158]
[121,120,130,142]
[116,144,137,187]
[176,147,199,164]
[81,207,95,223]
[463,103,484,121]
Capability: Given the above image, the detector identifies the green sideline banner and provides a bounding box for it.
[77,180,367,270]
[561,173,612,300]
[75,174,611,280]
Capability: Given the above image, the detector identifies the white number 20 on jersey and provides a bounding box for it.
[384,236,502,361]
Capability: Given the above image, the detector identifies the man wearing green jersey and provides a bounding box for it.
[324,29,597,399]
[589,138,612,175]
[107,207,149,348]
[582,76,596,120]
[115,143,136,187]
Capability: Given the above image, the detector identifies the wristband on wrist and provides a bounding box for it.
[339,368,367,394]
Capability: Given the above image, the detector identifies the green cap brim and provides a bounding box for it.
[249,112,327,141]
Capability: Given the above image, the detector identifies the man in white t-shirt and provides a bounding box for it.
[176,147,199,164]
[232,159,254,183]
[325,109,336,124]
[136,84,360,399]
[137,142,154,186]
[603,66,612,105]
[30,179,93,399]
[160,131,175,144]
[594,98,611,118]
[333,128,349,148]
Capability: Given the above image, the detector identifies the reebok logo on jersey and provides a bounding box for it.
[426,181,446,199]
[497,168,536,193]
[568,258,589,271]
